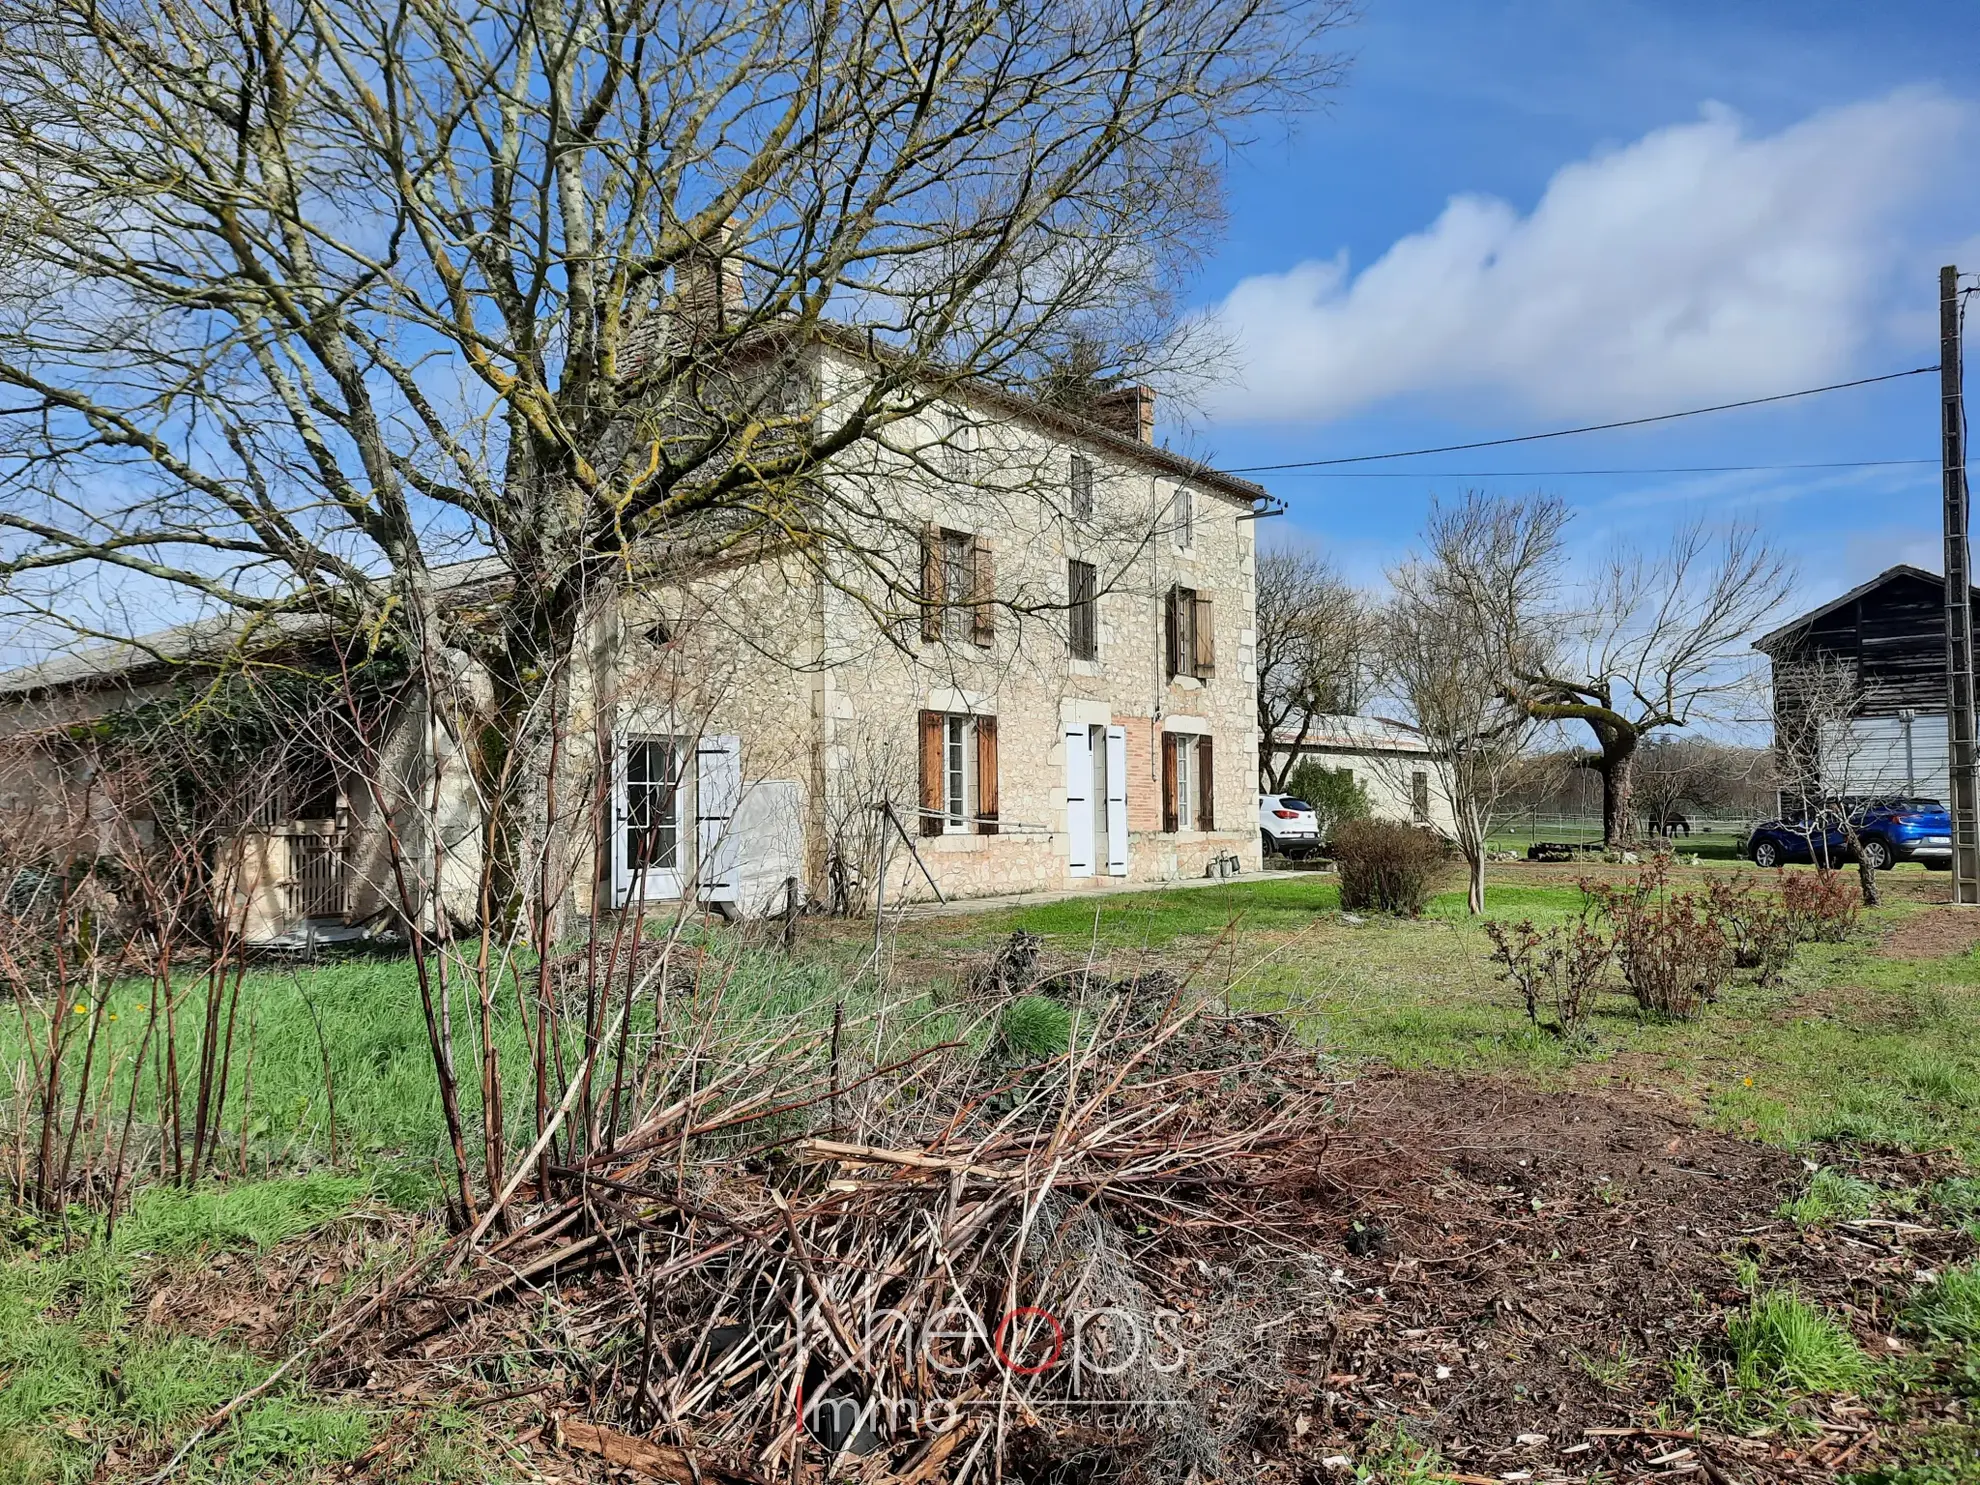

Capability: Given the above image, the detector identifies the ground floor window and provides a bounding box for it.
[1412,768,1430,823]
[919,710,999,836]
[1162,732,1215,832]
[626,737,682,870]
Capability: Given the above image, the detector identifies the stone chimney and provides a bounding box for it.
[1085,383,1156,444]
[677,216,745,336]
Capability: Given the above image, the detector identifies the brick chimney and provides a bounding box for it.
[1085,383,1155,444]
[677,216,745,336]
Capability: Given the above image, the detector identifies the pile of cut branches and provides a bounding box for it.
[330,968,1347,1484]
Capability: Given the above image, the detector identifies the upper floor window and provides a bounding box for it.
[1164,585,1215,681]
[1068,559,1098,660]
[1172,485,1195,549]
[942,408,976,483]
[920,524,994,647]
[1070,453,1095,520]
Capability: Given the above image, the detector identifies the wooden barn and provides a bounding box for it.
[1754,564,1972,805]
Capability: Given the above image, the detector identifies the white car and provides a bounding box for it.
[1259,794,1321,858]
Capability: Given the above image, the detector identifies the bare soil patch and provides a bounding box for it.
[256,1068,1973,1483]
[1249,1069,1973,1481]
[1879,904,1980,959]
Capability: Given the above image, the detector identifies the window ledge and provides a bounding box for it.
[1069,658,1102,677]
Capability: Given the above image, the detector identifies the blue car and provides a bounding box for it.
[1746,797,1953,871]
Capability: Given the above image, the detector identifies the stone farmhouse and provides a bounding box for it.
[0,302,1277,942]
[1268,716,1458,837]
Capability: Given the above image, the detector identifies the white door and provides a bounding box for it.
[612,736,685,906]
[696,735,742,904]
[1064,724,1094,877]
[1105,725,1129,876]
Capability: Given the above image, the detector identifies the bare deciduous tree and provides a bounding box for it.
[1255,547,1369,790]
[1765,653,1884,906]
[1508,523,1788,847]
[1379,494,1567,914]
[0,0,1349,920]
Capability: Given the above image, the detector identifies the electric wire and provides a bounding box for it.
[1226,365,1941,474]
[1264,458,1944,479]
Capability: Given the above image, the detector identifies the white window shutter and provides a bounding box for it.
[1064,725,1094,877]
[696,735,743,903]
[608,734,632,909]
[1105,725,1129,876]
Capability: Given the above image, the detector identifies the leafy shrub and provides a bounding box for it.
[1703,876,1797,984]
[1782,867,1859,943]
[1584,861,1730,1019]
[997,995,1072,1059]
[1483,913,1613,1035]
[1727,1290,1868,1395]
[1333,819,1447,916]
[1282,761,1371,844]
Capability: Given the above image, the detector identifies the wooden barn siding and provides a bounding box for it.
[1774,574,1952,717]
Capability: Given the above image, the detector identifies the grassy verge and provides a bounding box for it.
[1,1175,372,1484]
[883,865,1980,1162]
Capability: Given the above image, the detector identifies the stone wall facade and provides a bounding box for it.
[594,343,1268,913]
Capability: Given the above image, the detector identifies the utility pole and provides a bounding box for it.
[1941,264,1979,904]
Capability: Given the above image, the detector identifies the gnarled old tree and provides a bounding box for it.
[1255,548,1369,790]
[0,0,1348,927]
[1507,521,1787,847]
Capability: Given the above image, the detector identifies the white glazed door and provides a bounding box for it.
[613,736,685,906]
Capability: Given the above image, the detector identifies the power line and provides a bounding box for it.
[1266,457,1941,479]
[1227,365,1941,474]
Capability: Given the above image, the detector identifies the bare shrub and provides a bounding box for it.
[1782,867,1859,943]
[1703,876,1797,984]
[1333,820,1447,916]
[1484,914,1613,1034]
[1584,862,1730,1020]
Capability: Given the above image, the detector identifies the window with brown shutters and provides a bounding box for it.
[970,537,995,646]
[920,525,943,643]
[1195,735,1215,830]
[918,710,945,836]
[1165,585,1213,680]
[920,710,996,834]
[921,526,992,645]
[1068,559,1098,660]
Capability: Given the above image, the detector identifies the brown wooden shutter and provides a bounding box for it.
[918,710,945,837]
[1192,592,1216,679]
[975,715,999,835]
[1196,735,1215,830]
[1161,734,1178,833]
[1164,585,1180,679]
[920,523,943,642]
[971,537,995,646]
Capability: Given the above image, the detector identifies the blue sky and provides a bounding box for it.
[1185,0,1980,599]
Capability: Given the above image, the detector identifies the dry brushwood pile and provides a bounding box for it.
[321,959,1351,1484]
[289,938,1973,1484]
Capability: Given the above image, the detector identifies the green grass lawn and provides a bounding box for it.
[7,862,1980,1481]
[916,865,1980,1161]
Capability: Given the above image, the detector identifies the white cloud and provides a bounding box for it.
[1207,90,1967,424]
